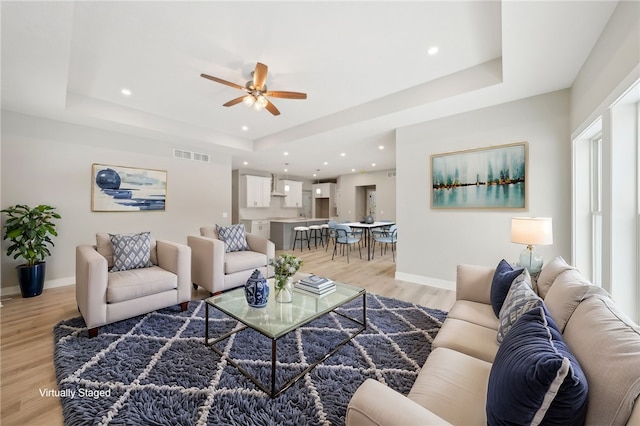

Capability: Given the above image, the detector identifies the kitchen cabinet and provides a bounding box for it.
[242,220,271,240]
[244,175,271,208]
[280,180,303,208]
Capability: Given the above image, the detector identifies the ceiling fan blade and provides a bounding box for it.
[265,91,307,100]
[200,73,245,91]
[253,62,268,91]
[265,100,281,116]
[223,96,246,107]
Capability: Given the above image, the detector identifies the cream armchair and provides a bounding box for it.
[76,233,191,337]
[188,226,275,295]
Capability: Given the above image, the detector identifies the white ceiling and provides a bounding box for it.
[1,1,617,180]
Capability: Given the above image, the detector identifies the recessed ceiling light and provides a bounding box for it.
[243,161,248,165]
[372,163,376,167]
[323,161,328,165]
[284,152,289,156]
[340,153,346,157]
[241,126,248,131]
[284,168,288,172]
[378,145,384,150]
[352,168,356,172]
[313,173,317,177]
[427,46,439,55]
[121,88,132,96]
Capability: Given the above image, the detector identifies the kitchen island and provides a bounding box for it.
[269,218,329,250]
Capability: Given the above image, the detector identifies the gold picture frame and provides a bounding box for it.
[431,142,528,209]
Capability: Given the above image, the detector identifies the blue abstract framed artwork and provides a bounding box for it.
[431,142,528,209]
[91,164,167,212]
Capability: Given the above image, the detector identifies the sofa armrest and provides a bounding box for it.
[456,264,495,304]
[187,235,226,293]
[156,240,192,303]
[75,245,108,329]
[346,379,452,426]
[246,234,275,277]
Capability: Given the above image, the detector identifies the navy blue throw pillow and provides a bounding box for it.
[486,305,588,426]
[490,259,524,317]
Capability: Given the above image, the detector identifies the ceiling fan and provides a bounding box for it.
[200,62,307,116]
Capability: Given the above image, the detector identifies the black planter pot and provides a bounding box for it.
[17,261,46,298]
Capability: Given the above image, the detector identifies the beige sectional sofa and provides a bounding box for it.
[346,258,640,425]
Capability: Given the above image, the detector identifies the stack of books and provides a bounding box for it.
[295,275,336,296]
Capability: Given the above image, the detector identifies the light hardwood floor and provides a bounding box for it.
[0,244,455,425]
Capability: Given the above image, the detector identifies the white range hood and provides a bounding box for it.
[270,173,287,197]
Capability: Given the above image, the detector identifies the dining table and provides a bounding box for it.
[343,221,396,261]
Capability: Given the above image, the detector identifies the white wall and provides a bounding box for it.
[336,169,396,222]
[396,90,571,289]
[570,0,640,134]
[570,0,640,322]
[1,111,232,294]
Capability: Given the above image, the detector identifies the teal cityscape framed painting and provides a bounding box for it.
[91,163,167,212]
[431,142,527,209]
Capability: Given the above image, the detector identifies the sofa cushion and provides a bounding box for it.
[486,306,588,426]
[107,266,177,303]
[490,259,524,317]
[448,300,499,330]
[536,256,576,299]
[200,226,218,239]
[432,318,499,363]
[543,268,609,332]
[224,250,268,275]
[408,347,492,426]
[562,294,640,425]
[216,224,249,253]
[497,270,543,344]
[110,232,154,272]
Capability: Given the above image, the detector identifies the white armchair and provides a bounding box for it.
[188,225,275,295]
[76,233,191,337]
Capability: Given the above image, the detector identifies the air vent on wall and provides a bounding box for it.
[173,149,210,163]
[387,171,397,178]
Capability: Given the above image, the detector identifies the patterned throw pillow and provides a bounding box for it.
[216,224,249,253]
[110,232,154,272]
[497,269,543,344]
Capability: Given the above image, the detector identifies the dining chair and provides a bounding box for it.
[332,224,362,263]
[371,219,394,238]
[325,220,338,252]
[372,224,398,262]
[342,219,364,239]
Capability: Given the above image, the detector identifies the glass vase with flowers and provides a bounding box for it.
[270,253,303,303]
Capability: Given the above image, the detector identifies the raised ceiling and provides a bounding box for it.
[1,1,617,179]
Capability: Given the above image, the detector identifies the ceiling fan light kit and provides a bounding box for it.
[201,62,307,116]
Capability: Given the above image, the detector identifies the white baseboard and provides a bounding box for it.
[0,276,75,297]
[394,272,456,292]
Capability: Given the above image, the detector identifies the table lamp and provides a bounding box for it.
[510,217,553,274]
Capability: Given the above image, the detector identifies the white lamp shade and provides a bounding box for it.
[511,217,553,245]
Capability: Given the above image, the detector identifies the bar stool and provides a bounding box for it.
[320,223,330,247]
[308,224,324,248]
[293,226,310,251]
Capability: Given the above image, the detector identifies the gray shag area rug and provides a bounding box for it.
[53,293,446,425]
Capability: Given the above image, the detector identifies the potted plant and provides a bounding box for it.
[1,204,61,297]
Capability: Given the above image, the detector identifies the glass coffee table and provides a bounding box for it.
[204,278,366,398]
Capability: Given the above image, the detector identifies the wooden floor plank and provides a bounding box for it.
[0,244,455,425]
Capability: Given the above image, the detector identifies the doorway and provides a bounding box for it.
[355,185,376,221]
